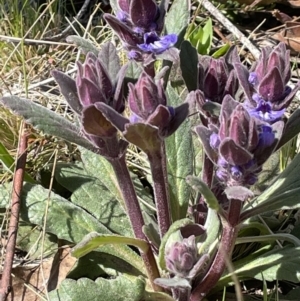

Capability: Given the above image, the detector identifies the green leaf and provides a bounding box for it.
[179,40,198,91]
[220,246,300,284]
[165,0,190,43]
[212,44,231,58]
[68,251,144,280]
[54,162,132,237]
[0,141,35,183]
[158,218,194,270]
[186,175,220,211]
[98,42,120,81]
[201,18,213,54]
[0,183,146,275]
[72,232,149,258]
[17,223,57,259]
[0,96,97,152]
[66,36,99,55]
[241,152,300,221]
[48,276,146,301]
[277,108,300,149]
[144,292,175,301]
[165,85,193,221]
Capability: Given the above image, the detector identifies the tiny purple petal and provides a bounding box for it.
[218,157,228,168]
[116,10,129,23]
[230,166,243,181]
[258,125,275,147]
[128,50,140,60]
[133,26,144,35]
[216,168,228,182]
[138,32,178,54]
[249,100,285,123]
[209,133,220,149]
[130,113,142,123]
[252,93,263,104]
[248,72,258,86]
[168,106,175,117]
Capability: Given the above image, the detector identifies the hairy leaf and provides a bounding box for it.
[54,162,132,237]
[186,175,220,210]
[0,183,145,275]
[165,85,193,221]
[99,42,120,82]
[220,246,300,285]
[48,276,146,301]
[0,96,97,152]
[66,36,99,55]
[179,40,199,91]
[72,232,149,258]
[165,0,190,43]
[241,152,300,220]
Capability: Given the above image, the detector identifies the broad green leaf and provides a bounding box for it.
[68,251,144,280]
[66,36,99,55]
[48,276,146,301]
[79,147,154,215]
[179,40,198,91]
[0,141,35,183]
[220,246,300,285]
[79,147,124,206]
[0,96,97,152]
[54,162,132,237]
[99,42,120,81]
[186,175,220,211]
[17,223,57,259]
[72,232,149,258]
[165,0,190,43]
[241,152,300,221]
[277,107,300,149]
[165,85,193,221]
[0,183,145,275]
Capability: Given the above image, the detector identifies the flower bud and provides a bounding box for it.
[165,235,198,278]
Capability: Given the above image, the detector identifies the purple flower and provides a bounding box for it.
[137,32,178,54]
[249,96,285,123]
[235,43,300,124]
[258,125,275,148]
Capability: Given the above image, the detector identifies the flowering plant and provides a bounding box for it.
[2,0,300,300]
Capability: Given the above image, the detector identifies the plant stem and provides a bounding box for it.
[147,142,171,238]
[0,126,27,301]
[190,199,242,301]
[109,154,161,291]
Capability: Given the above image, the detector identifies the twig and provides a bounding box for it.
[200,0,260,60]
[0,123,28,301]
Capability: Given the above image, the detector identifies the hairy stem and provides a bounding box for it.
[0,127,27,301]
[190,199,242,301]
[109,154,161,291]
[147,142,171,238]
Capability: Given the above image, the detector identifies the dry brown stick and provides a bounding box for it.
[200,0,261,60]
[0,124,28,301]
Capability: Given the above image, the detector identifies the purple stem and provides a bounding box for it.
[147,142,171,238]
[190,199,242,301]
[108,154,161,291]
